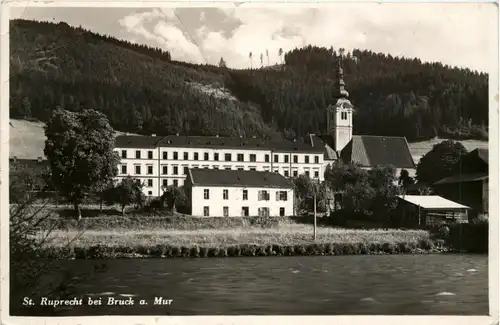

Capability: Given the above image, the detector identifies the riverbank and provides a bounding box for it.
[39,225,449,259]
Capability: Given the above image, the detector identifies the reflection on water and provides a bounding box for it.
[18,254,488,315]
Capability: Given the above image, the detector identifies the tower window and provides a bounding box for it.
[341,111,348,120]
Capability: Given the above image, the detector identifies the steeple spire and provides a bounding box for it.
[338,48,349,98]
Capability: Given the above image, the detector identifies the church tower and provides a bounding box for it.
[326,48,353,153]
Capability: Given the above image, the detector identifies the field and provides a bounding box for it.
[9,119,489,161]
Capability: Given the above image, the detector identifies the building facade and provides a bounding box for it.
[185,169,294,217]
[114,135,325,197]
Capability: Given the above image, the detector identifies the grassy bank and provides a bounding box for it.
[38,226,445,259]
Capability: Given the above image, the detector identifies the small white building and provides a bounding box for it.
[185,169,294,217]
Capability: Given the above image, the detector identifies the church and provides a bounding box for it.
[307,51,416,177]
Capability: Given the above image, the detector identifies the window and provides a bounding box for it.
[173,166,178,175]
[242,206,249,217]
[184,167,189,175]
[148,151,153,159]
[280,207,285,217]
[293,155,298,163]
[163,152,168,160]
[314,171,319,178]
[265,154,270,163]
[250,167,256,171]
[237,167,244,171]
[284,155,289,163]
[194,152,199,161]
[277,191,288,201]
[314,155,319,164]
[121,150,127,159]
[173,179,178,187]
[341,111,348,120]
[162,179,168,187]
[223,207,229,217]
[258,207,269,217]
[147,165,153,175]
[135,165,141,175]
[243,190,248,200]
[293,170,298,177]
[258,190,270,201]
[223,189,229,200]
[305,156,310,164]
[147,179,153,187]
[148,191,153,196]
[225,167,231,170]
[274,154,279,163]
[214,153,219,161]
[237,153,244,162]
[184,152,189,160]
[203,206,210,217]
[274,169,279,173]
[204,189,210,200]
[225,153,232,161]
[204,166,209,169]
[135,150,141,159]
[213,165,219,170]
[204,152,209,161]
[162,166,168,175]
[173,152,178,160]
[121,165,127,174]
[284,170,289,177]
[250,154,256,162]
[305,171,310,177]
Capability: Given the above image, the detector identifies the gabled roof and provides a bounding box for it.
[341,135,416,169]
[115,134,323,153]
[308,134,339,160]
[397,195,470,210]
[434,172,489,185]
[188,169,293,189]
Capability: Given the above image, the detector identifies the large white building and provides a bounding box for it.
[113,134,325,197]
[185,169,294,217]
[113,52,416,197]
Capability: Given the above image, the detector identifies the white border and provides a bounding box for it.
[1,2,499,325]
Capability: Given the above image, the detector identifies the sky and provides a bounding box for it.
[9,4,498,73]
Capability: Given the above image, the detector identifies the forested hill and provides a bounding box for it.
[10,19,489,142]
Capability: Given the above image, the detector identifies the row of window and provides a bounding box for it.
[120,150,321,164]
[120,165,320,178]
[203,206,286,217]
[141,178,180,188]
[203,189,288,201]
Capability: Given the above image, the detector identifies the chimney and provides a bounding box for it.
[37,157,42,162]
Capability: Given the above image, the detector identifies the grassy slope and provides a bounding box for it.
[10,119,488,163]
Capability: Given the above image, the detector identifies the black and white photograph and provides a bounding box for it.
[1,1,498,322]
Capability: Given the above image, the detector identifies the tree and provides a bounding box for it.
[266,49,269,66]
[260,53,264,67]
[161,185,187,213]
[249,52,253,69]
[105,177,145,215]
[9,163,48,204]
[291,175,326,213]
[398,169,415,191]
[218,57,227,68]
[416,140,468,185]
[278,48,283,64]
[44,108,120,220]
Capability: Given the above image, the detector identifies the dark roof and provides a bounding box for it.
[340,135,415,169]
[114,134,323,153]
[188,169,293,188]
[434,172,489,185]
[308,134,339,160]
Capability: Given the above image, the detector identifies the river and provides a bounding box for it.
[19,254,488,315]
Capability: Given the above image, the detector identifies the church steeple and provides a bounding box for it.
[326,48,353,153]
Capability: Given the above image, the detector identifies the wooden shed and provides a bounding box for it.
[395,195,470,227]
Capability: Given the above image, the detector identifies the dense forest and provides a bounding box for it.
[10,19,489,142]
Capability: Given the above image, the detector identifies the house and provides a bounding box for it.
[184,169,294,217]
[114,134,324,197]
[394,195,470,227]
[433,148,489,218]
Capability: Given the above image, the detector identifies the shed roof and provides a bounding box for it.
[189,169,293,189]
[397,195,471,210]
[434,172,489,185]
